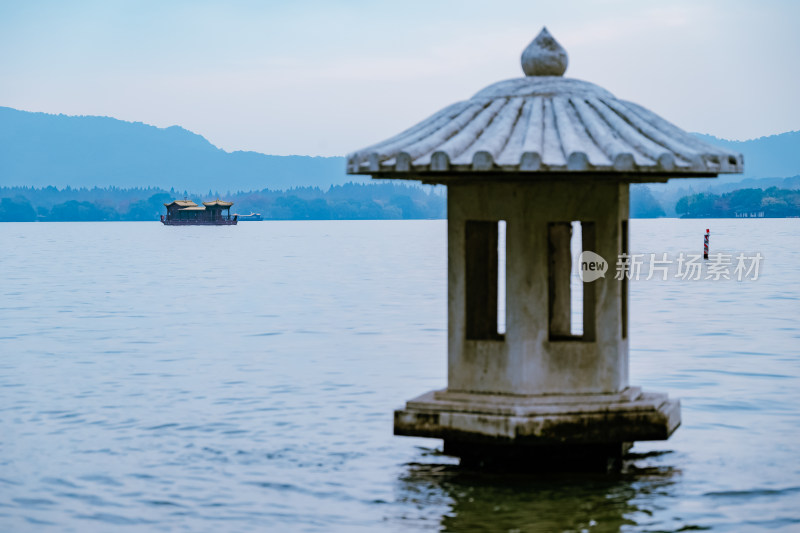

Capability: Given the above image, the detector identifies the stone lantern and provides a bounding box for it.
[346,28,743,469]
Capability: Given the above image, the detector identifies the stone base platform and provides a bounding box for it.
[395,387,680,471]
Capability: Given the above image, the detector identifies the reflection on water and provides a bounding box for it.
[397,450,681,532]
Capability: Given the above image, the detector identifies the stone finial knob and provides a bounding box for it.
[521,27,568,77]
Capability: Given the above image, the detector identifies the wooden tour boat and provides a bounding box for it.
[161,199,238,225]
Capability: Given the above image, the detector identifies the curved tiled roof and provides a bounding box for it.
[203,200,234,207]
[164,200,198,208]
[347,29,742,180]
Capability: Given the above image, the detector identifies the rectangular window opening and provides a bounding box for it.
[570,221,583,336]
[465,220,505,341]
[621,219,628,339]
[548,220,596,341]
[498,220,506,335]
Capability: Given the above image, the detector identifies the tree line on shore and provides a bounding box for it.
[0,182,666,221]
[0,183,446,222]
[2,183,798,221]
[676,187,800,218]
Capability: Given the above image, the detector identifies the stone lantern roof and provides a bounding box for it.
[347,28,743,181]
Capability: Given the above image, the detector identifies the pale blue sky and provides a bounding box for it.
[1,0,798,155]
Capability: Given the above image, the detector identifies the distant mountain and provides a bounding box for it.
[1,105,798,194]
[0,106,355,191]
[695,131,800,181]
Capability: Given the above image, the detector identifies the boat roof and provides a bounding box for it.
[164,200,198,208]
[203,200,234,207]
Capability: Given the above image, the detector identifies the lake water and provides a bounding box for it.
[1,219,798,532]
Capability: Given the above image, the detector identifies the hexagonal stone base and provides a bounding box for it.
[394,386,680,469]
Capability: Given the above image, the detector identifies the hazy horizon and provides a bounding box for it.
[4,104,797,159]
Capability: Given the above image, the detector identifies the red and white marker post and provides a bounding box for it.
[704,229,710,260]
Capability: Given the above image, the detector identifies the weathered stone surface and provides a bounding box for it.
[447,181,629,396]
[521,27,568,77]
[395,388,680,444]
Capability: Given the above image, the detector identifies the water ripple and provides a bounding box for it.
[0,219,797,532]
